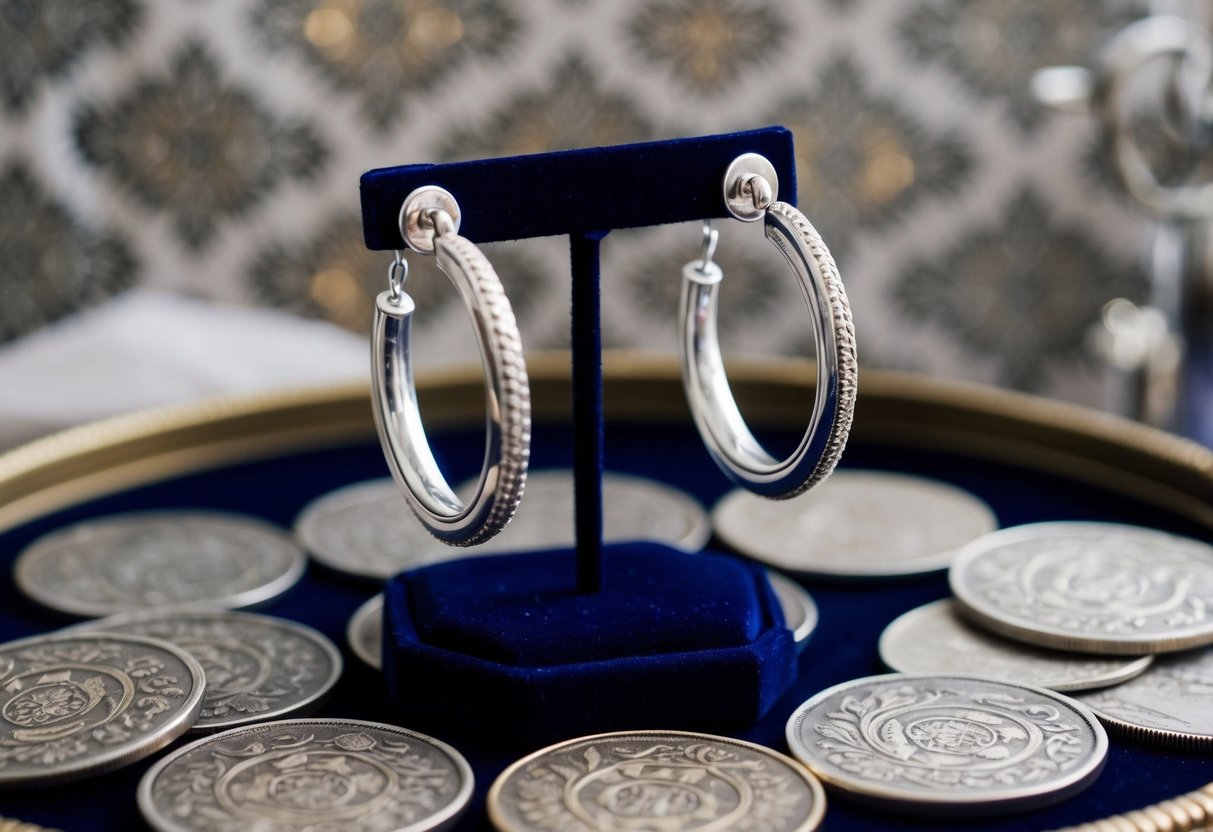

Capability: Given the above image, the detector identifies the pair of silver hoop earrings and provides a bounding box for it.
[371,152,858,547]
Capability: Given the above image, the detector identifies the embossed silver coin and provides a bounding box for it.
[786,674,1108,814]
[138,718,473,832]
[768,571,818,651]
[713,470,997,578]
[880,600,1154,692]
[489,730,826,832]
[950,522,1213,655]
[1075,645,1213,748]
[348,594,384,671]
[295,471,711,580]
[76,610,342,732]
[0,633,205,786]
[14,511,306,618]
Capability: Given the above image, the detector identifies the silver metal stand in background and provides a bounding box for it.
[1035,14,1213,439]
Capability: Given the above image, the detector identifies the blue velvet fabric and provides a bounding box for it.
[0,423,1211,830]
[358,127,798,248]
[383,543,795,745]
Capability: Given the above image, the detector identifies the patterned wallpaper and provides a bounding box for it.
[0,0,1165,407]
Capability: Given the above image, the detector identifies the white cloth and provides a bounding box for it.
[0,289,368,449]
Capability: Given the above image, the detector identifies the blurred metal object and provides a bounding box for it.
[1035,14,1213,437]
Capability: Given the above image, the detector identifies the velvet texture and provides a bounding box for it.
[1,424,1211,830]
[383,544,796,744]
[365,130,804,742]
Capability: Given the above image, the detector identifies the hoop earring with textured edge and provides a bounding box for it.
[372,185,531,545]
[679,153,857,499]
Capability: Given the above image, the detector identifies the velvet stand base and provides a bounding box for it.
[383,542,798,746]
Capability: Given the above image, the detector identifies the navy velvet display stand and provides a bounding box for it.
[360,128,801,744]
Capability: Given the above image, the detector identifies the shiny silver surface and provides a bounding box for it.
[713,470,996,578]
[373,200,530,547]
[489,730,826,832]
[1075,645,1213,748]
[680,155,856,499]
[786,673,1108,814]
[138,718,473,832]
[768,571,818,650]
[76,610,343,732]
[399,185,462,253]
[880,600,1153,692]
[722,152,779,221]
[13,511,306,618]
[347,594,384,671]
[0,634,204,786]
[950,522,1213,655]
[295,471,710,580]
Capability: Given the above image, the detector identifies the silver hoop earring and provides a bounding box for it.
[679,153,857,499]
[372,186,531,546]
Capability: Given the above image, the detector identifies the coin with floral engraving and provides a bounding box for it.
[348,594,384,671]
[14,511,306,618]
[489,730,826,831]
[950,522,1213,655]
[295,471,711,580]
[768,572,818,651]
[785,674,1107,814]
[713,471,997,578]
[75,610,342,732]
[0,633,205,787]
[1074,645,1213,748]
[138,718,473,831]
[880,600,1154,692]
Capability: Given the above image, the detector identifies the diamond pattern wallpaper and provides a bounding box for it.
[0,0,1155,406]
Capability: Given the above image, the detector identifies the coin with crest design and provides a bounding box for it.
[879,600,1154,691]
[785,674,1108,814]
[14,511,306,617]
[74,610,342,732]
[294,471,711,581]
[138,718,473,832]
[488,730,826,831]
[0,633,205,786]
[950,522,1213,654]
[713,471,997,578]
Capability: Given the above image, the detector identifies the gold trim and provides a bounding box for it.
[1048,783,1213,831]
[0,820,62,832]
[1,351,1210,534]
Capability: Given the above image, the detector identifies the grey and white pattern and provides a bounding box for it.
[950,522,1213,655]
[0,634,204,786]
[138,719,473,831]
[879,599,1154,692]
[0,0,1163,413]
[76,610,342,732]
[1075,645,1213,748]
[15,511,307,618]
[785,674,1108,813]
[489,731,826,831]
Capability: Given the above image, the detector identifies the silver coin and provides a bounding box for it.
[1074,645,1213,748]
[14,511,306,618]
[768,571,818,651]
[295,471,711,580]
[713,470,997,578]
[880,600,1153,692]
[950,522,1213,655]
[74,609,342,732]
[785,673,1108,814]
[138,718,473,832]
[348,594,384,671]
[0,633,205,787]
[489,730,826,832]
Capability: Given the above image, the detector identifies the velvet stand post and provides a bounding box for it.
[360,128,802,744]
